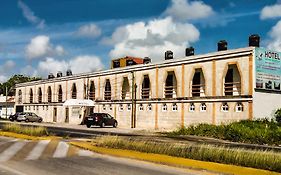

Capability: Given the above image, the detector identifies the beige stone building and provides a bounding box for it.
[14,44,281,130]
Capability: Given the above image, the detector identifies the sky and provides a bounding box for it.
[0,0,281,82]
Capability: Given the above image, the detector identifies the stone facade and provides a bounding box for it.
[14,47,281,130]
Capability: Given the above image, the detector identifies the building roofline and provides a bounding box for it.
[16,47,255,88]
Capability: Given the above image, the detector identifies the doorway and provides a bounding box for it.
[65,107,69,123]
[53,107,57,122]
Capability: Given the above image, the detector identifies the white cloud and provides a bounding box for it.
[105,17,199,61]
[0,60,16,83]
[26,55,104,78]
[17,0,46,29]
[164,0,215,21]
[69,55,104,73]
[25,35,65,59]
[0,75,8,83]
[267,20,281,51]
[261,4,281,20]
[76,24,102,38]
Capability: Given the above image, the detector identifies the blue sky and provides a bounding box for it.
[0,0,281,82]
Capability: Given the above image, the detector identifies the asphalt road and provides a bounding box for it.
[0,137,214,175]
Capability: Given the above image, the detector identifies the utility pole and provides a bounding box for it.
[131,71,135,128]
[5,86,8,119]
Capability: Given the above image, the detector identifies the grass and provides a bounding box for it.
[1,123,48,137]
[168,119,281,145]
[94,136,281,172]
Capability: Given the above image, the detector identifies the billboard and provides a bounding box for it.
[255,48,281,91]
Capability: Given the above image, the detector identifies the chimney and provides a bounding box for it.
[143,57,151,64]
[249,34,260,47]
[165,50,173,60]
[57,71,63,77]
[66,69,72,76]
[185,47,195,56]
[48,73,55,79]
[218,40,227,51]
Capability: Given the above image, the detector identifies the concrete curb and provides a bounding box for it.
[70,141,281,175]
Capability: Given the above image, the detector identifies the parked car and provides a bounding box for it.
[9,112,21,121]
[85,113,117,128]
[16,112,43,123]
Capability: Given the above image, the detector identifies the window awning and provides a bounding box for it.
[63,99,95,107]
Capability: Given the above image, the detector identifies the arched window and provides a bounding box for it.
[147,103,152,111]
[189,103,195,112]
[58,85,63,102]
[38,88,42,103]
[121,77,130,99]
[119,104,123,111]
[141,75,150,99]
[200,103,207,112]
[224,64,241,96]
[18,90,22,103]
[165,71,177,98]
[29,89,33,103]
[72,83,77,99]
[235,103,243,112]
[162,103,168,111]
[47,86,52,102]
[139,104,144,111]
[172,103,178,111]
[221,103,229,112]
[89,81,95,100]
[104,79,111,100]
[192,68,206,97]
[127,104,131,111]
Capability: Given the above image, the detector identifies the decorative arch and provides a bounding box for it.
[47,86,52,102]
[29,88,33,103]
[38,87,42,103]
[104,79,111,100]
[223,63,242,96]
[164,71,177,98]
[58,85,63,102]
[72,83,77,99]
[18,90,22,103]
[89,81,95,100]
[141,75,150,99]
[121,77,130,99]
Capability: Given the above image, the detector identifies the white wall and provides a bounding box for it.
[253,91,281,119]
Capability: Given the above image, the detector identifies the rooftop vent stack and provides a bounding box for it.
[48,73,55,79]
[249,34,260,47]
[112,60,120,68]
[185,47,195,56]
[165,50,173,60]
[143,57,151,64]
[66,69,72,76]
[218,40,228,51]
[57,71,63,77]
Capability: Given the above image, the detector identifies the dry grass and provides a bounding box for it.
[2,123,48,137]
[94,136,281,172]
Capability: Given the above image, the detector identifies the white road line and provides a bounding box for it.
[25,140,51,160]
[0,141,27,162]
[78,150,94,157]
[53,141,69,158]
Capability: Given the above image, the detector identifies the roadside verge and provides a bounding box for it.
[70,141,281,175]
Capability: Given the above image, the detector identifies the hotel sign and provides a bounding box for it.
[255,48,281,91]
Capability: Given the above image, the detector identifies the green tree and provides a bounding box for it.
[0,74,41,96]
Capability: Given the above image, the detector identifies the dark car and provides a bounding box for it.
[9,112,21,121]
[16,112,43,123]
[85,113,117,128]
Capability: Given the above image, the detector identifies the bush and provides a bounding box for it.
[168,120,281,145]
[275,108,281,123]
